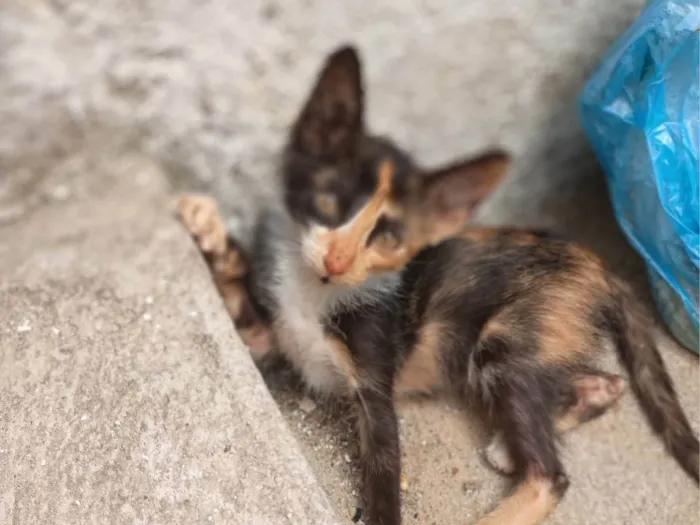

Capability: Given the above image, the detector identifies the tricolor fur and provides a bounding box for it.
[177,46,699,525]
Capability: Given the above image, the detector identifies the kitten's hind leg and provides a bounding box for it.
[555,372,626,432]
[484,371,626,475]
[471,333,568,524]
[478,371,569,524]
[475,474,568,525]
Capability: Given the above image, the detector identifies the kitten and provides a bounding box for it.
[176,46,699,525]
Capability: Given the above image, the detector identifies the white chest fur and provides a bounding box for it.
[260,209,400,395]
[269,243,396,395]
[271,260,349,394]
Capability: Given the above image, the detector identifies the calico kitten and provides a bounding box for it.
[177,46,699,525]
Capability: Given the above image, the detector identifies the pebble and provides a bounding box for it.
[344,453,352,464]
[462,480,480,493]
[50,185,71,201]
[16,319,31,333]
[400,474,409,492]
[298,397,317,413]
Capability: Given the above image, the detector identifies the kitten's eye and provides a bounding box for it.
[368,216,404,250]
[372,230,399,250]
[314,192,339,218]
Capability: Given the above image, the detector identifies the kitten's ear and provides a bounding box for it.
[420,150,511,238]
[289,45,364,160]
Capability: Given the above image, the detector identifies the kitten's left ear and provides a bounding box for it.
[419,150,511,238]
[289,45,364,160]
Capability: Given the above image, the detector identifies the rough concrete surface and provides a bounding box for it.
[0,0,651,244]
[1,0,699,524]
[0,149,339,525]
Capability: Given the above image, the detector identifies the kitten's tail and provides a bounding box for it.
[608,277,699,483]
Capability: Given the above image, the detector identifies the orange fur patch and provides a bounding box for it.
[476,476,560,525]
[176,194,229,256]
[394,321,447,396]
[322,159,395,274]
[536,259,609,364]
[327,336,361,390]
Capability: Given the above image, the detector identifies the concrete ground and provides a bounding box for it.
[1,0,699,523]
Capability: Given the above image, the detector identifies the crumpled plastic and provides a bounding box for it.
[580,0,699,353]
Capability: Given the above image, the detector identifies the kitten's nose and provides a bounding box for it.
[323,250,355,276]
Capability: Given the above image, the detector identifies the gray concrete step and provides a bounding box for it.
[0,151,340,525]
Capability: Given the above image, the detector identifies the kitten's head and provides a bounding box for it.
[282,45,511,286]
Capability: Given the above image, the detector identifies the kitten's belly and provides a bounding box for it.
[274,310,345,394]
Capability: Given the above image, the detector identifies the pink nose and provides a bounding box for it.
[324,251,355,276]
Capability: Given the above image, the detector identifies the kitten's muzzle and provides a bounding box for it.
[323,244,357,276]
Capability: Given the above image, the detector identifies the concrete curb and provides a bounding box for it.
[0,152,340,525]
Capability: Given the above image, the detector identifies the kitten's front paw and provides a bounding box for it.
[176,194,229,257]
[218,279,272,360]
[483,432,515,476]
[212,246,247,281]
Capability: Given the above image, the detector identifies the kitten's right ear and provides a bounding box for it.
[417,150,511,242]
[289,45,364,160]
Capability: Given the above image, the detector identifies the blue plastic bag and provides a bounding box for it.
[579,0,699,353]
